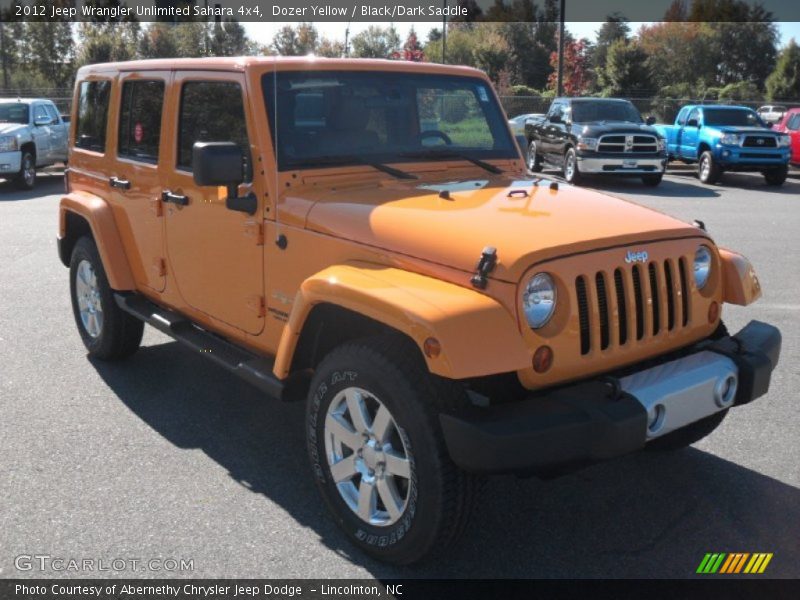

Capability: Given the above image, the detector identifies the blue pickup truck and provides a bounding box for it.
[654,104,791,186]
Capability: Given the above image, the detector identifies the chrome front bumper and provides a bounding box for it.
[0,150,22,175]
[577,155,666,174]
[620,351,739,440]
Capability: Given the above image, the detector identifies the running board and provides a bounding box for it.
[114,293,284,400]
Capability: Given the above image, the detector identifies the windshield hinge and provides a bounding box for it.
[470,246,497,290]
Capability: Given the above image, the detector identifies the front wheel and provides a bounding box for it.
[15,152,36,190]
[306,336,481,564]
[563,147,582,184]
[69,236,144,359]
[641,173,664,186]
[698,150,721,184]
[526,140,543,172]
[763,165,788,186]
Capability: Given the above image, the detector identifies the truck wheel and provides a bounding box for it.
[306,336,481,564]
[526,140,543,172]
[69,236,144,360]
[15,152,36,190]
[645,410,728,452]
[697,151,721,184]
[563,148,582,184]
[763,165,788,186]
[641,173,663,186]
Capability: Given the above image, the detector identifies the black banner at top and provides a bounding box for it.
[1,0,800,22]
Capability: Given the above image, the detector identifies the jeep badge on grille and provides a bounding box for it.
[625,250,649,263]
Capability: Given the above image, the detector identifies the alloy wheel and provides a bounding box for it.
[75,259,103,338]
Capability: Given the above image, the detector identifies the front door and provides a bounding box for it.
[162,72,265,336]
[108,73,169,292]
[30,103,53,164]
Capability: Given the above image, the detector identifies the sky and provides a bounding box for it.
[243,21,800,50]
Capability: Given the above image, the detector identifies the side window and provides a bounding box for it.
[178,81,250,180]
[118,79,165,163]
[687,108,700,125]
[33,104,48,122]
[676,108,688,126]
[547,102,563,120]
[788,114,800,131]
[75,80,111,152]
[44,104,60,122]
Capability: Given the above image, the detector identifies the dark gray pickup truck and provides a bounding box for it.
[524,97,667,186]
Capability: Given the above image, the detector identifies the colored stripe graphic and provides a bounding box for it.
[698,552,772,574]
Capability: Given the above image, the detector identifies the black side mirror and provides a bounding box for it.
[645,115,656,126]
[687,118,699,128]
[549,114,562,124]
[192,142,257,215]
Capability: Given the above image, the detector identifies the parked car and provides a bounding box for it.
[772,107,800,166]
[508,112,544,151]
[0,98,68,189]
[524,97,667,186]
[655,105,791,185]
[58,58,780,565]
[757,104,787,125]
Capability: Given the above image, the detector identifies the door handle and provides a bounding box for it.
[109,177,131,190]
[161,190,189,206]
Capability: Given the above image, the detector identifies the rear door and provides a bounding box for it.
[161,71,265,335]
[44,102,68,161]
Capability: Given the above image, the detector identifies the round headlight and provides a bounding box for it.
[523,273,557,329]
[694,245,712,289]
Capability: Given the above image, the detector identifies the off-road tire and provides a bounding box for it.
[527,139,543,172]
[306,336,482,564]
[641,173,664,186]
[69,236,143,359]
[563,147,582,184]
[763,165,788,186]
[645,409,729,452]
[15,152,36,190]
[698,150,721,184]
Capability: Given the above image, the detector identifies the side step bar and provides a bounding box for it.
[115,293,284,400]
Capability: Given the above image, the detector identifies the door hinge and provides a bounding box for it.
[246,295,266,317]
[152,258,167,277]
[150,198,163,217]
[244,221,264,246]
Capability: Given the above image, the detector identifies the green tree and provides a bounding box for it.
[77,22,140,66]
[208,20,249,56]
[316,38,345,58]
[271,23,317,56]
[139,23,179,59]
[593,13,630,73]
[600,39,653,97]
[173,22,208,58]
[717,81,761,102]
[351,26,400,59]
[765,39,800,100]
[25,22,75,88]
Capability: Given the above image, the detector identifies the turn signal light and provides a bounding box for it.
[532,345,554,373]
[423,337,441,359]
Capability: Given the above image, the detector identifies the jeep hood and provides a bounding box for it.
[302,174,703,282]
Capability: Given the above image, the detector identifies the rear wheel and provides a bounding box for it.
[641,173,664,186]
[526,140,543,172]
[69,236,143,359]
[763,165,788,186]
[306,336,481,564]
[698,150,721,184]
[563,148,582,184]
[15,152,36,190]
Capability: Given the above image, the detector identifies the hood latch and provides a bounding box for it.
[470,246,497,290]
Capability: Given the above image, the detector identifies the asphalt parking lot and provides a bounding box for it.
[1,167,798,579]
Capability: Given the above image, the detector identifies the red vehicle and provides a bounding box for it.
[773,107,800,166]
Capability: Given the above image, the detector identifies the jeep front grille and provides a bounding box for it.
[575,257,691,355]
[597,134,659,154]
[742,135,777,148]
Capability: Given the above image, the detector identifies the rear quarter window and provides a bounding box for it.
[75,80,111,152]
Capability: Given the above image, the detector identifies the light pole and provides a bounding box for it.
[442,0,447,64]
[556,0,565,96]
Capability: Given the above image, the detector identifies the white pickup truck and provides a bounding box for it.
[0,98,68,189]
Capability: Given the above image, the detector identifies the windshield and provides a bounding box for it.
[0,103,29,124]
[704,108,765,127]
[262,71,517,171]
[571,101,642,123]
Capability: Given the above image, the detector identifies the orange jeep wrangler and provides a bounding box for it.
[58,58,781,564]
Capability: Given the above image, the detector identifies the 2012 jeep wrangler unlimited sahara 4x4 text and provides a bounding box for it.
[58,58,781,565]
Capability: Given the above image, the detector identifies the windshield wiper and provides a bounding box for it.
[399,149,503,174]
[287,154,417,180]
